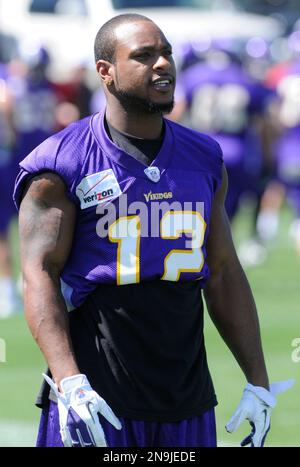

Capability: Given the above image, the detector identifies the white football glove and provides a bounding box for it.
[43,373,122,447]
[226,379,294,447]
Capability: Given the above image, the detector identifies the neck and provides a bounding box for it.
[105,103,164,140]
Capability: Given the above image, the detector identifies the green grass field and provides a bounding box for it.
[0,202,299,447]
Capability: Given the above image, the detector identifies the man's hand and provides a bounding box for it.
[43,373,122,447]
[226,380,294,447]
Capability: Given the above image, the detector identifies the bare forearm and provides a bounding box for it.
[204,259,269,389]
[23,269,79,386]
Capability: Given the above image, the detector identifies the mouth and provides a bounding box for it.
[152,76,174,92]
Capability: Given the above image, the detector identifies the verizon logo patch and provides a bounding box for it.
[76,169,122,209]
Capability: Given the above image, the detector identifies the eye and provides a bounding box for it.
[134,51,151,60]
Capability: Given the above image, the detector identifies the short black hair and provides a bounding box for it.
[94,13,153,63]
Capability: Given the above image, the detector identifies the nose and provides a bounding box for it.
[153,54,171,71]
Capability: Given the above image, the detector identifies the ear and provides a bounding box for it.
[96,60,114,86]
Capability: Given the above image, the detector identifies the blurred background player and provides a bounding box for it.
[172,43,273,265]
[1,44,59,314]
[263,33,300,259]
[0,62,20,318]
[9,44,58,161]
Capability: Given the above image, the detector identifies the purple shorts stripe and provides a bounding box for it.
[36,401,217,447]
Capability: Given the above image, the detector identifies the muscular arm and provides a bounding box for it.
[19,172,79,387]
[204,166,269,389]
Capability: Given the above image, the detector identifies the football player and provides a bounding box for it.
[175,44,272,222]
[263,55,300,257]
[14,14,292,447]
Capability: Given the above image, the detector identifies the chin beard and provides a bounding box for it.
[114,89,174,115]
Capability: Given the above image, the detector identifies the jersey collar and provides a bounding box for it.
[91,109,174,180]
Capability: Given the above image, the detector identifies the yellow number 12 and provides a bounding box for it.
[109,211,206,285]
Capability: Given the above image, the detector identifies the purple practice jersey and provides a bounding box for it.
[10,77,58,161]
[180,60,270,165]
[14,110,223,309]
